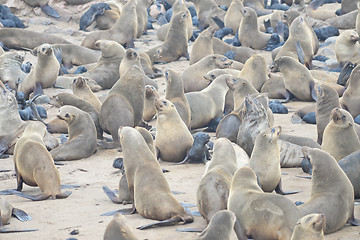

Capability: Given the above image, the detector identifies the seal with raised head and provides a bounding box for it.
[300,147,359,234]
[189,27,215,65]
[119,126,193,229]
[228,167,302,240]
[12,122,71,201]
[335,30,360,67]
[143,85,159,122]
[290,214,325,240]
[72,76,102,112]
[340,65,360,118]
[103,213,138,240]
[50,106,97,161]
[0,51,26,90]
[238,54,268,91]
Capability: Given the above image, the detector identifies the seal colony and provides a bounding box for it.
[0,0,359,239]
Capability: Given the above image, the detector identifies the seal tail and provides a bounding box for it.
[12,208,31,222]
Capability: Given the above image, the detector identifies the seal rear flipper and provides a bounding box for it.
[211,16,225,29]
[56,191,72,199]
[174,155,189,165]
[33,82,44,96]
[103,186,123,204]
[12,208,31,222]
[301,157,313,174]
[280,90,295,103]
[137,216,183,230]
[337,62,356,86]
[310,81,317,101]
[6,190,51,201]
[348,214,360,226]
[275,179,300,195]
[0,227,38,233]
[61,184,80,189]
[0,189,16,195]
[295,40,305,66]
[234,219,248,240]
[40,4,60,18]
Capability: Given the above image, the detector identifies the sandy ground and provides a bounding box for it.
[0,0,360,239]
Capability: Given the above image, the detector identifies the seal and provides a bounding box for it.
[238,54,268,91]
[335,30,360,67]
[182,54,233,93]
[100,65,146,148]
[224,0,244,33]
[72,76,102,112]
[164,68,191,127]
[228,167,302,240]
[12,122,71,201]
[227,77,258,110]
[50,106,97,161]
[23,0,60,18]
[340,65,360,118]
[188,0,225,30]
[189,27,215,65]
[0,51,26,90]
[271,56,316,102]
[103,213,138,240]
[186,74,231,129]
[196,210,245,240]
[300,147,359,234]
[260,73,287,99]
[321,108,360,161]
[119,126,193,229]
[197,138,237,223]
[154,98,193,162]
[81,0,137,49]
[79,3,111,31]
[136,0,154,38]
[95,0,123,30]
[338,150,360,199]
[177,132,210,164]
[212,37,256,64]
[143,85,159,122]
[290,214,325,240]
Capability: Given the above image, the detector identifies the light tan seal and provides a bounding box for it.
[95,0,123,30]
[143,85,159,122]
[154,98,193,162]
[228,167,302,240]
[0,51,26,90]
[197,138,238,223]
[18,44,60,99]
[290,214,325,240]
[300,147,358,234]
[0,197,31,227]
[335,30,360,67]
[81,0,137,49]
[340,65,360,118]
[224,0,244,33]
[136,0,153,38]
[119,126,193,229]
[72,76,102,112]
[164,68,191,128]
[188,0,226,30]
[238,54,268,91]
[52,43,100,67]
[50,106,97,161]
[321,108,360,161]
[103,213,138,240]
[13,122,71,201]
[189,27,215,65]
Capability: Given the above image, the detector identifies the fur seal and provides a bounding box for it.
[155,98,193,162]
[81,0,137,49]
[271,56,316,102]
[103,213,138,240]
[100,65,146,148]
[143,85,159,122]
[335,30,360,67]
[164,68,191,127]
[18,44,60,99]
[238,7,271,50]
[79,3,111,31]
[50,106,97,161]
[339,150,360,199]
[340,65,360,118]
[95,1,123,30]
[300,147,358,234]
[188,0,225,30]
[228,167,302,240]
[238,54,268,91]
[321,108,360,161]
[119,126,193,229]
[23,0,60,18]
[186,74,231,129]
[224,0,244,33]
[290,214,325,240]
[0,51,26,90]
[177,132,210,164]
[260,73,286,99]
[13,122,71,201]
[72,76,102,112]
[182,54,233,93]
[189,27,215,65]
[136,0,153,38]
[197,138,238,223]
[340,0,360,15]
[212,37,256,64]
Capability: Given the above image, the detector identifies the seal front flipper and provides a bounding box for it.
[12,208,32,222]
[6,190,51,201]
[295,40,305,66]
[175,155,189,165]
[348,214,360,226]
[176,228,204,232]
[337,62,356,86]
[56,191,72,199]
[41,4,60,18]
[275,179,300,195]
[103,186,123,204]
[280,90,295,103]
[211,16,225,29]
[234,219,248,240]
[310,81,317,102]
[0,228,38,233]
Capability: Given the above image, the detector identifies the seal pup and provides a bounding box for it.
[321,108,360,161]
[143,85,159,122]
[182,54,233,93]
[119,127,193,229]
[290,214,325,240]
[79,3,111,31]
[103,213,138,240]
[100,65,146,148]
[12,122,71,201]
[164,68,191,127]
[72,76,102,112]
[155,98,193,162]
[196,210,245,240]
[228,167,302,240]
[0,51,26,90]
[335,30,360,67]
[339,150,360,199]
[238,7,271,50]
[81,0,137,49]
[186,74,231,129]
[95,0,123,30]
[189,27,215,65]
[340,65,360,118]
[177,132,210,164]
[271,56,316,102]
[18,44,60,99]
[300,147,358,234]
[238,54,268,91]
[50,106,97,161]
[197,138,238,223]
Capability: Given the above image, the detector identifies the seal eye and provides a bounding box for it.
[42,48,46,52]
[162,100,167,105]
[65,113,70,118]
[210,74,215,78]
[222,57,227,61]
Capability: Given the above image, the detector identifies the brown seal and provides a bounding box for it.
[238,54,268,91]
[260,73,287,99]
[212,37,256,64]
[143,85,159,122]
[13,122,71,201]
[290,214,325,240]
[300,147,358,234]
[182,54,233,93]
[50,106,97,161]
[18,44,60,99]
[136,0,153,38]
[188,0,225,30]
[335,30,360,67]
[81,0,137,49]
[164,68,191,128]
[321,108,360,161]
[197,138,237,223]
[100,65,146,148]
[0,51,26,90]
[189,27,215,65]
[228,167,302,240]
[119,126,193,229]
[340,65,360,118]
[154,98,193,162]
[72,76,102,112]
[224,0,244,33]
[103,213,138,240]
[95,1,123,30]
